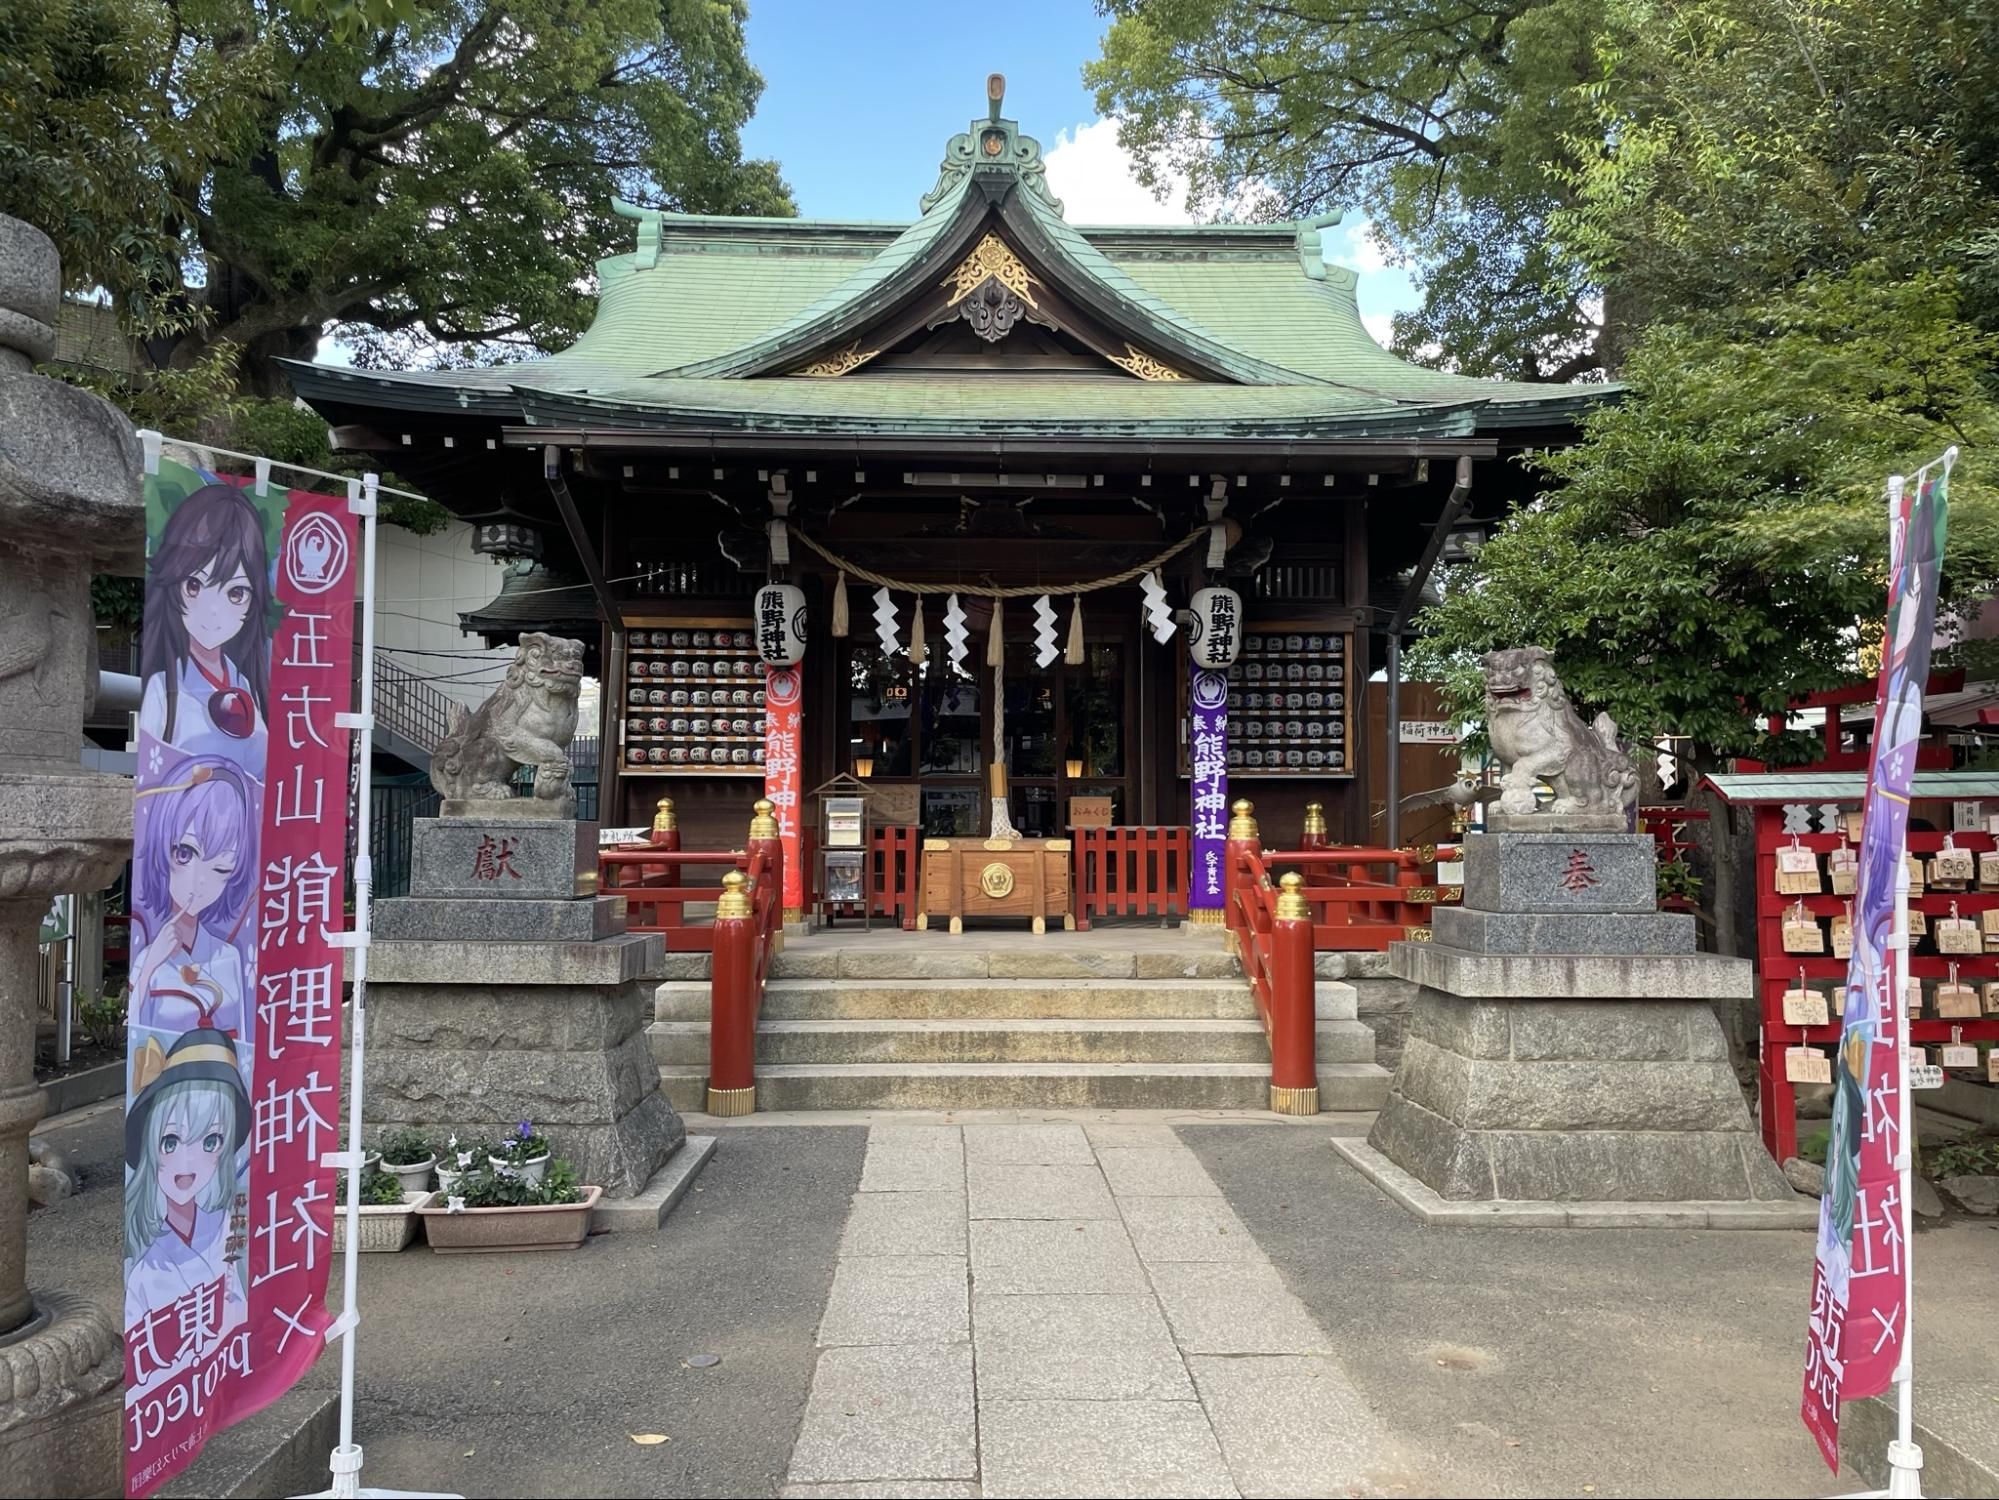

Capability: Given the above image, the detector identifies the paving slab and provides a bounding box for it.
[1095,1145,1223,1198]
[786,1343,976,1484]
[978,1398,1238,1499]
[859,1129,964,1193]
[972,1292,1193,1402]
[967,1161,1117,1220]
[1083,1122,1181,1150]
[1149,1260,1334,1356]
[837,1191,966,1258]
[1189,1354,1402,1499]
[969,1218,1149,1295]
[1117,1195,1263,1264]
[816,1255,969,1347]
[961,1121,1095,1164]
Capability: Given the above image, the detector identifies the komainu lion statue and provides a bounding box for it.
[1403,647,1638,821]
[430,632,586,814]
[1483,647,1638,817]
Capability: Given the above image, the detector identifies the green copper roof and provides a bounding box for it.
[285,95,1615,440]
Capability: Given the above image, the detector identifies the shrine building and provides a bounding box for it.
[286,79,1608,861]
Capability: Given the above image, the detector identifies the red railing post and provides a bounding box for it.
[749,798,783,945]
[1269,872,1318,1115]
[707,868,757,1116]
[1299,801,1328,852]
[1224,800,1261,951]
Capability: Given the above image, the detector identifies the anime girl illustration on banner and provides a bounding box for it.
[139,482,274,763]
[129,757,260,1044]
[122,1028,251,1397]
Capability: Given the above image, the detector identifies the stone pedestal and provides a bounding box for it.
[363,818,684,1198]
[0,212,141,1495]
[1350,822,1802,1223]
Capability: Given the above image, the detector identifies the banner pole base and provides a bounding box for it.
[293,1441,462,1500]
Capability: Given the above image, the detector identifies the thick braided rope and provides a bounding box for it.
[789,525,1205,596]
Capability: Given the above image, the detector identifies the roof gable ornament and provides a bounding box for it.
[919,73,1064,219]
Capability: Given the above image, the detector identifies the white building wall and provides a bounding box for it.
[372,521,511,710]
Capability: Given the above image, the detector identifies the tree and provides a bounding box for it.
[1,0,791,393]
[1085,0,1613,379]
[1408,267,1999,762]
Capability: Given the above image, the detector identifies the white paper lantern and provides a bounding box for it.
[753,583,808,665]
[1186,586,1244,668]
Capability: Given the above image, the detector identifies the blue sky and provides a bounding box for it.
[736,0,1419,338]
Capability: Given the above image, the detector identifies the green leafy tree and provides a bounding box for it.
[1086,0,1612,379]
[1409,268,1999,762]
[3,0,791,392]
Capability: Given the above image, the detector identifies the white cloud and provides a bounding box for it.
[1331,218,1390,275]
[1361,311,1395,346]
[1044,118,1195,225]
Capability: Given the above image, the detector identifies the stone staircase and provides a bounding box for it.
[648,937,1392,1113]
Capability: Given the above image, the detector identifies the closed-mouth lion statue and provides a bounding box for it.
[429,631,586,813]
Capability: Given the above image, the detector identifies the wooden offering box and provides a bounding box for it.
[920,838,1073,935]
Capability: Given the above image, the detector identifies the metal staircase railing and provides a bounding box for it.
[373,652,456,755]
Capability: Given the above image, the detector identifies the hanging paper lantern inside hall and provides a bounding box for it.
[753,583,808,665]
[1186,586,1244,668]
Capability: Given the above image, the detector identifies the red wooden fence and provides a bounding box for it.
[1073,826,1188,929]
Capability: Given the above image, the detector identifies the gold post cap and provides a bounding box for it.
[748,797,779,839]
[652,796,677,833]
[716,869,753,919]
[1228,798,1259,841]
[1276,871,1310,921]
[1301,802,1327,837]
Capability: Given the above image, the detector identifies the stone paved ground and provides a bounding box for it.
[778,1120,1410,1499]
[28,1102,1999,1497]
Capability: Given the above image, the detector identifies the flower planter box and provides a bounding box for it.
[384,1156,436,1194]
[416,1186,602,1254]
[332,1191,432,1254]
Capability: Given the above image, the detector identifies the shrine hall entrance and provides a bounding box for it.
[840,600,1139,839]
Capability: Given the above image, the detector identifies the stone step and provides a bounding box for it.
[767,945,1241,981]
[649,1016,1376,1068]
[656,977,1260,1023]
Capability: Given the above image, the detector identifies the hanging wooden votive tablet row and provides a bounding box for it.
[1830,902,1854,960]
[1983,980,1999,1014]
[1930,836,1975,889]
[1775,837,1821,895]
[1781,900,1823,954]
[1828,845,1859,896]
[1906,854,1926,895]
[1939,1027,1981,1071]
[1908,907,1928,940]
[1785,1045,1832,1084]
[1981,849,1999,888]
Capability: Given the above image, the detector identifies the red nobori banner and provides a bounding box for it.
[1801,462,1950,1471]
[764,664,803,913]
[126,462,356,1496]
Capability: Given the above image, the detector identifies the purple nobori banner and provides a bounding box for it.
[1190,665,1230,910]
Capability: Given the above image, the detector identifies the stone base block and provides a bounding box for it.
[1484,811,1630,834]
[410,816,598,899]
[1365,987,1790,1204]
[1462,831,1657,914]
[1431,906,1695,955]
[357,931,662,987]
[1331,1139,1817,1229]
[362,972,683,1197]
[373,893,628,943]
[1389,941,1752,1001]
[0,1288,121,1499]
[440,797,574,821]
[592,1134,716,1233]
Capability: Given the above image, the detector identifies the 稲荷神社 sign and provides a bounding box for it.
[125,460,356,1497]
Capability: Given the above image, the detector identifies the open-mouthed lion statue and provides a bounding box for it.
[1482,646,1638,818]
[430,632,586,814]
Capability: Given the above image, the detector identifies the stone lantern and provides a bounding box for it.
[0,213,144,1494]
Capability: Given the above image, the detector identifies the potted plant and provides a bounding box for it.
[332,1168,431,1254]
[376,1128,437,1193]
[489,1121,551,1185]
[416,1156,599,1255]
[435,1134,484,1196]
